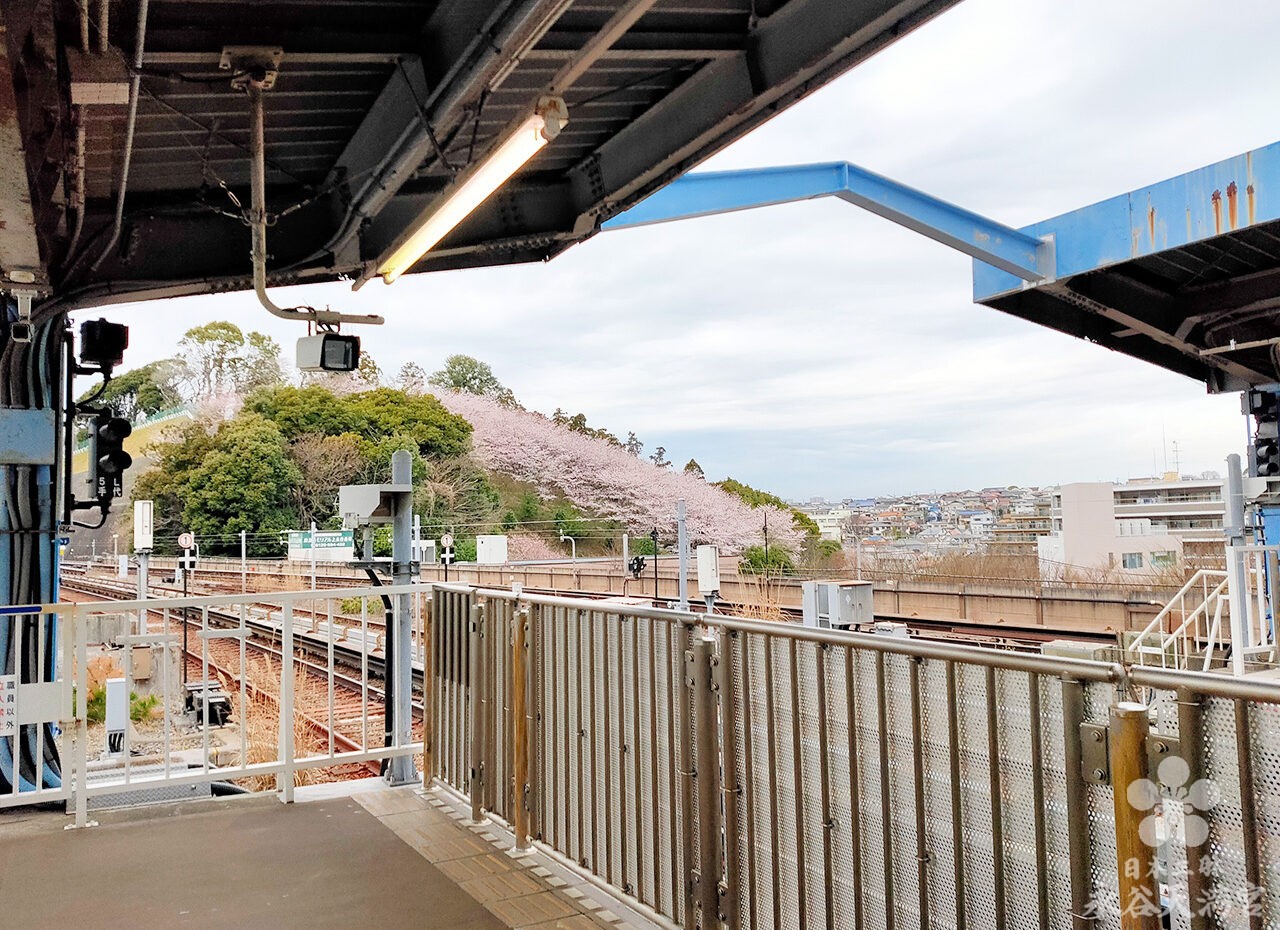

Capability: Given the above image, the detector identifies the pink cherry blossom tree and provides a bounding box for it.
[436,391,799,552]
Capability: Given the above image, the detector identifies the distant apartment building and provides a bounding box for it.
[988,499,1053,557]
[1036,476,1224,577]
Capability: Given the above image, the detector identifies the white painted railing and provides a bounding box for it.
[1129,546,1279,672]
[5,584,428,826]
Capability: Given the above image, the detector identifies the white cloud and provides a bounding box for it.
[73,0,1279,499]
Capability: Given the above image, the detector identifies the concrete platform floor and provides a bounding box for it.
[0,781,654,930]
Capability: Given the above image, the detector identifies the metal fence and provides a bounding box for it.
[6,584,427,827]
[430,583,1280,930]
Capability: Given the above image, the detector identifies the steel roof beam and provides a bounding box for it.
[569,0,962,231]
[604,160,1053,281]
[0,5,45,286]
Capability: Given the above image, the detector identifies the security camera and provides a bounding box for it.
[297,333,360,372]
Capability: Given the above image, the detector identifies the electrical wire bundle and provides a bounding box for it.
[0,298,64,794]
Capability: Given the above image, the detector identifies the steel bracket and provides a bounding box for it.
[1081,722,1110,784]
[1147,734,1181,780]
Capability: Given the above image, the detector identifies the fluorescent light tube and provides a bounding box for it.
[378,97,568,284]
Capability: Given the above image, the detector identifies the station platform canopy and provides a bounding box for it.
[0,0,964,314]
[974,142,1280,392]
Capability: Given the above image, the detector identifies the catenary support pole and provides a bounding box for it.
[1224,453,1250,676]
[240,530,247,594]
[310,520,317,591]
[387,449,417,785]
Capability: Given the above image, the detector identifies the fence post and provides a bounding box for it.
[716,627,740,930]
[422,591,436,788]
[279,602,295,803]
[1110,701,1156,930]
[686,631,724,929]
[469,601,485,822]
[1060,677,1094,930]
[73,604,93,829]
[1176,688,1209,930]
[512,606,531,850]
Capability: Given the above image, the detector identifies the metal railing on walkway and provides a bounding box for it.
[4,584,427,826]
[431,583,1280,930]
[1129,545,1278,672]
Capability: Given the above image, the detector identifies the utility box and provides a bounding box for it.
[801,580,874,630]
[476,535,508,565]
[415,539,438,565]
[871,621,909,638]
[696,546,720,595]
[1042,639,1115,662]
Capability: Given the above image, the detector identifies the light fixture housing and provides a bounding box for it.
[376,96,568,284]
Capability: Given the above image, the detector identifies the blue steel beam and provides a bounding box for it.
[603,161,1054,282]
[972,141,1280,302]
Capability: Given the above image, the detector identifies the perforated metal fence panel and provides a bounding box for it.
[431,588,472,796]
[523,600,692,927]
[726,628,1101,930]
[428,587,1280,930]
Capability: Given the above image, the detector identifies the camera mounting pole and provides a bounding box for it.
[231,48,383,329]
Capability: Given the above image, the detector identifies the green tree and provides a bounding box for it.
[683,458,705,479]
[79,360,182,421]
[551,502,588,538]
[716,477,821,538]
[244,385,363,439]
[342,388,472,459]
[246,385,471,459]
[630,535,658,556]
[176,321,282,397]
[739,545,796,576]
[181,414,299,555]
[502,492,543,529]
[131,420,220,545]
[428,354,519,407]
[396,362,426,394]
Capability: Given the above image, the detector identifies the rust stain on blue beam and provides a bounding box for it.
[974,140,1280,303]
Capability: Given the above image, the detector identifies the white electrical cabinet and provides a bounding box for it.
[801,580,874,630]
[696,545,720,595]
[476,534,509,565]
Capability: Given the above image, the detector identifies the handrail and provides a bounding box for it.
[1130,569,1226,644]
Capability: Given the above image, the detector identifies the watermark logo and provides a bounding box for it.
[1126,755,1217,847]
[1077,755,1265,923]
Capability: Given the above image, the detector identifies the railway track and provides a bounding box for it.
[67,561,1117,654]
[60,578,424,778]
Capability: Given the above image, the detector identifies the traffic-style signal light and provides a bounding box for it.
[91,415,132,499]
[1256,437,1280,476]
[1248,389,1280,478]
[628,555,647,579]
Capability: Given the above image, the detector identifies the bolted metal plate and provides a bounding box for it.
[1081,722,1110,784]
[1146,734,1181,782]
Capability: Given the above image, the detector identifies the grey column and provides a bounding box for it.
[388,449,417,784]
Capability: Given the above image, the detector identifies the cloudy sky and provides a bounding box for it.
[74,0,1280,500]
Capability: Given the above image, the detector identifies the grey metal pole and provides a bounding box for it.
[1225,453,1250,676]
[240,529,247,594]
[137,550,149,635]
[677,499,689,610]
[388,449,417,784]
[310,520,317,591]
[651,528,659,604]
